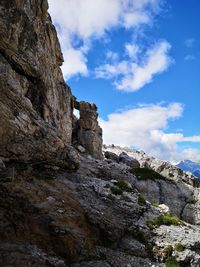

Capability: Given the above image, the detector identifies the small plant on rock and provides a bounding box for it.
[163,245,173,257]
[110,186,123,195]
[175,243,185,252]
[116,180,132,192]
[138,194,146,206]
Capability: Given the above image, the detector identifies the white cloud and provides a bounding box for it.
[181,148,200,163]
[96,41,173,92]
[125,44,139,60]
[100,103,200,162]
[48,0,163,79]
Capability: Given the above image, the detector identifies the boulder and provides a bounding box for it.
[119,152,140,168]
[104,151,119,162]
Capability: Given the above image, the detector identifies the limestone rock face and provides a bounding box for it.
[0,0,73,163]
[73,100,103,159]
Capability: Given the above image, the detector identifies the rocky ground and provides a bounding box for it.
[1,149,200,267]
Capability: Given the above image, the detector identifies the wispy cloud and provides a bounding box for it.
[185,38,195,48]
[100,103,200,162]
[48,0,164,79]
[95,41,173,92]
[184,55,195,61]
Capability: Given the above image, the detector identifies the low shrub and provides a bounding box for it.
[138,195,146,206]
[165,256,180,267]
[131,168,165,181]
[110,186,123,195]
[116,180,132,192]
[147,213,182,229]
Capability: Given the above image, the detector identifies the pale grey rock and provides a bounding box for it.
[77,145,86,153]
[153,225,200,266]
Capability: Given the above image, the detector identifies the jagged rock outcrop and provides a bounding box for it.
[0,0,103,165]
[73,100,103,159]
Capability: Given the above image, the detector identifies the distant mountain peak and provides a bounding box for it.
[177,160,200,179]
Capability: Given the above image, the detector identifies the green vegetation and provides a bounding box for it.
[165,256,180,267]
[147,213,182,229]
[152,202,160,207]
[110,186,123,195]
[116,180,132,192]
[131,168,165,181]
[175,243,185,252]
[163,245,173,257]
[138,194,146,206]
[105,180,133,195]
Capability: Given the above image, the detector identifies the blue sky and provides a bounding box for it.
[49,0,200,162]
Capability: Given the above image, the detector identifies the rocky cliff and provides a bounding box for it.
[0,0,102,165]
[1,1,200,267]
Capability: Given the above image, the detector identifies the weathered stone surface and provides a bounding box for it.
[153,225,200,266]
[0,0,73,163]
[104,151,119,162]
[73,101,103,159]
[119,152,140,168]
